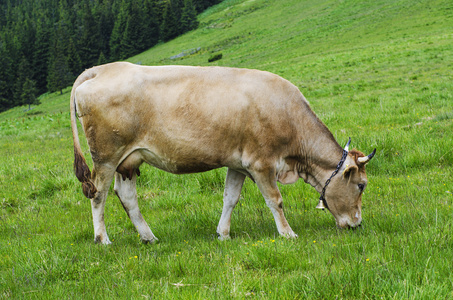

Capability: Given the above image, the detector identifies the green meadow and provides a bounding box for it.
[1,0,453,298]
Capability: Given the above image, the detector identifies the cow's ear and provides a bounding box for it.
[342,165,358,179]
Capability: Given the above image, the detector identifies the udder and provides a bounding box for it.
[116,151,143,181]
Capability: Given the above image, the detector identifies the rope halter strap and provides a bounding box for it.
[317,138,351,211]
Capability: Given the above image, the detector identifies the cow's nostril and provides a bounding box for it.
[350,223,363,230]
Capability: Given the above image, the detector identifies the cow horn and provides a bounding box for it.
[344,137,351,152]
[358,148,376,164]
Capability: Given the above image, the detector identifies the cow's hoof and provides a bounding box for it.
[282,232,298,239]
[141,237,159,244]
[217,232,231,241]
[94,235,112,245]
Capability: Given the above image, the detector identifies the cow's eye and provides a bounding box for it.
[358,183,365,192]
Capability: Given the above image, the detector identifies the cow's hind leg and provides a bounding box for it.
[252,168,297,238]
[90,166,116,244]
[114,172,158,243]
[216,168,246,240]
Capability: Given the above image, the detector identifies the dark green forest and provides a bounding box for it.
[0,0,221,112]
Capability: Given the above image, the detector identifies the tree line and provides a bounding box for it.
[0,0,221,112]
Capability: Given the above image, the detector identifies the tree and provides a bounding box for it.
[97,51,108,66]
[46,10,73,94]
[95,0,115,59]
[14,57,33,106]
[15,15,36,61]
[180,0,199,33]
[47,52,71,94]
[78,0,102,69]
[0,41,14,112]
[142,0,160,49]
[120,1,146,58]
[109,0,129,60]
[21,78,39,111]
[33,15,51,95]
[67,37,82,78]
[193,0,222,13]
[160,1,178,42]
[47,27,71,94]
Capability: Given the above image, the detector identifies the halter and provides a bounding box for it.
[318,138,350,211]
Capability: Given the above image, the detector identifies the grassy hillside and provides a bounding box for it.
[1,0,452,298]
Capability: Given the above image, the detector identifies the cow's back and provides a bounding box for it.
[74,62,310,173]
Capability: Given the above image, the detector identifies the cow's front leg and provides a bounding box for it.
[114,172,158,243]
[217,168,246,240]
[252,169,298,238]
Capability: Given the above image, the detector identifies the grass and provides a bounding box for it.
[1,0,453,298]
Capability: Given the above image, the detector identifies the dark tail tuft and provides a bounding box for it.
[74,146,97,198]
[82,181,97,199]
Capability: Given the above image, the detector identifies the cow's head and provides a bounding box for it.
[316,142,376,228]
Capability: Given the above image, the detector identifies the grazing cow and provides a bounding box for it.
[70,62,376,244]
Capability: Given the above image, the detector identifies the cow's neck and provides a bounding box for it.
[297,127,344,194]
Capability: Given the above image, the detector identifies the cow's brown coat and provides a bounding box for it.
[70,62,375,244]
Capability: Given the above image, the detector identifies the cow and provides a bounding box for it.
[70,62,376,244]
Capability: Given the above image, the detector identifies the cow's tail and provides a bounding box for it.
[70,68,98,199]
